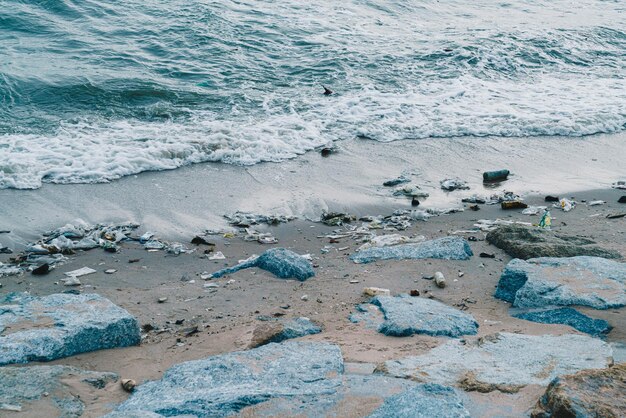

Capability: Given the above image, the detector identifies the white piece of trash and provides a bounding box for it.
[64,267,97,278]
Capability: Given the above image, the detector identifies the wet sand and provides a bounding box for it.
[1,185,624,417]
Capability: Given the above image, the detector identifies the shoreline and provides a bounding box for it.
[1,132,625,242]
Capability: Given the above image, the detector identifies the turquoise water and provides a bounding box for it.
[1,0,625,188]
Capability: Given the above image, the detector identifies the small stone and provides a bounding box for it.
[121,379,137,393]
[158,297,168,303]
[434,272,446,288]
[409,290,420,297]
[349,279,360,284]
[363,287,391,297]
[618,196,626,203]
[104,269,117,274]
[191,236,214,246]
[469,205,480,211]
[544,195,560,202]
[301,295,309,301]
[458,272,464,277]
[32,263,50,275]
[411,197,420,207]
[479,252,495,258]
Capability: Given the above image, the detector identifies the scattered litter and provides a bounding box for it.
[434,272,446,288]
[64,267,97,278]
[501,201,528,210]
[363,287,390,297]
[320,212,356,226]
[440,178,469,191]
[224,212,296,227]
[349,280,360,284]
[301,295,309,301]
[522,206,547,215]
[209,251,226,260]
[383,176,411,187]
[556,198,576,212]
[474,219,532,232]
[121,379,137,393]
[462,196,486,204]
[0,404,22,412]
[158,297,168,303]
[393,185,429,198]
[357,234,425,251]
[243,228,278,244]
[61,277,81,286]
[587,200,605,206]
[144,240,166,250]
[612,181,626,190]
[167,242,193,255]
[204,283,219,288]
[538,210,552,229]
[104,269,117,274]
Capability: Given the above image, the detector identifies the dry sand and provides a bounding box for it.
[0,185,624,417]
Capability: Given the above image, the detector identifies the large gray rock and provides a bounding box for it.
[0,365,118,417]
[532,363,626,418]
[109,341,471,418]
[486,225,621,260]
[210,248,314,281]
[0,292,140,365]
[495,256,626,309]
[350,236,473,264]
[110,342,344,417]
[368,383,470,418]
[355,295,478,337]
[381,333,613,390]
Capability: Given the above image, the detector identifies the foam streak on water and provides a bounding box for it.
[0,0,625,188]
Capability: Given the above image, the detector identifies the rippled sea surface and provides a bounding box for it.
[1,0,624,188]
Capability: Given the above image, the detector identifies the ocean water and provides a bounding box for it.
[0,0,624,189]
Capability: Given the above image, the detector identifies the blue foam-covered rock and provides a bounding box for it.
[495,256,626,309]
[211,248,314,281]
[350,236,473,264]
[109,342,343,417]
[370,295,478,337]
[368,383,470,418]
[513,308,612,337]
[0,292,140,365]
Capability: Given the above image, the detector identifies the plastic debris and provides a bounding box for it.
[440,178,469,191]
[483,169,510,182]
[320,212,356,226]
[434,272,446,288]
[522,206,547,215]
[393,185,429,198]
[383,176,411,187]
[612,181,626,190]
[501,201,528,210]
[209,251,226,260]
[64,267,97,278]
[224,212,296,227]
[357,234,425,251]
[61,277,81,286]
[538,210,552,229]
[588,200,605,206]
[556,198,576,212]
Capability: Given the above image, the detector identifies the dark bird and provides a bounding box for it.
[322,86,333,95]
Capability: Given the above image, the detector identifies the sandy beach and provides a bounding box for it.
[1,151,624,416]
